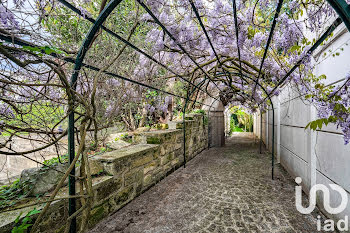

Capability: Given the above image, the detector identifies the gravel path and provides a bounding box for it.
[89,133,330,233]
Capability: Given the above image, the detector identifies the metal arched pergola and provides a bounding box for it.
[1,0,349,231]
[57,0,350,231]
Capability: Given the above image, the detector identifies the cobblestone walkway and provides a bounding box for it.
[89,133,329,233]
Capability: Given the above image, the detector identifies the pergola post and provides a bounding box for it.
[266,110,269,149]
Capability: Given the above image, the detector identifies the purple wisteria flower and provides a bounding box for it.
[13,0,25,8]
[0,5,19,29]
[0,103,15,119]
[78,6,91,19]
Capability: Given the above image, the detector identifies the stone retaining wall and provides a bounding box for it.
[0,113,207,233]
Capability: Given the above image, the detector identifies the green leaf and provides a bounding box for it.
[14,213,22,224]
[317,119,323,129]
[290,44,301,52]
[22,217,31,224]
[323,118,329,126]
[305,122,311,129]
[311,121,318,130]
[306,119,324,131]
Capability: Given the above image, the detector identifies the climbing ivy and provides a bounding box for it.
[11,208,41,233]
[0,179,30,210]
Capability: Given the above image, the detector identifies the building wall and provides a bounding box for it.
[255,23,350,226]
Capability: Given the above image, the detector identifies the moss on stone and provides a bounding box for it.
[115,186,133,206]
[124,171,135,186]
[89,204,107,227]
[146,136,161,144]
[94,177,122,202]
[167,152,174,161]
[153,123,168,130]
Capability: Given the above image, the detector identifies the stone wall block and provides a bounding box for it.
[102,158,130,176]
[89,159,104,176]
[88,202,110,228]
[124,169,136,187]
[163,163,173,175]
[131,153,153,169]
[94,177,123,204]
[160,144,166,156]
[132,134,147,144]
[160,152,174,166]
[174,142,182,150]
[114,186,133,207]
[143,160,158,175]
[143,174,153,188]
[171,158,180,167]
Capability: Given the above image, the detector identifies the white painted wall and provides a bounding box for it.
[256,23,350,228]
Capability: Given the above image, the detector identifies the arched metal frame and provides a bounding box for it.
[253,0,283,97]
[65,0,350,231]
[261,17,344,103]
[327,0,350,30]
[67,3,124,231]
[57,0,219,100]
[1,0,349,231]
[216,71,276,180]
[136,0,225,93]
